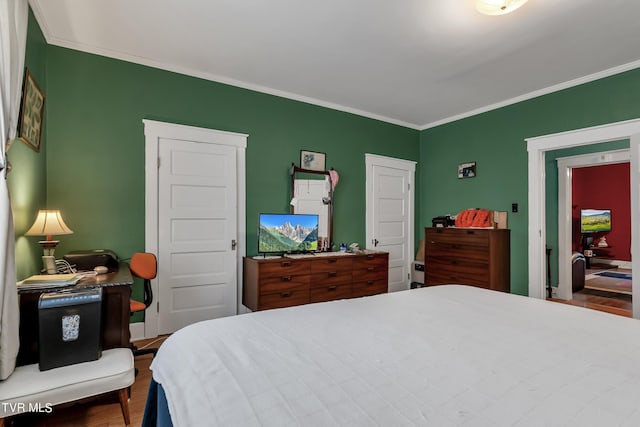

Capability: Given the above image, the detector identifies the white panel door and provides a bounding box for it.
[158,138,237,334]
[366,154,415,293]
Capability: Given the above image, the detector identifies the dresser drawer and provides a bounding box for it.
[425,273,490,289]
[426,228,489,247]
[351,279,388,297]
[425,260,490,288]
[258,288,310,310]
[310,283,352,303]
[425,256,488,275]
[353,253,388,269]
[311,257,353,273]
[425,243,489,262]
[310,271,352,287]
[259,260,311,278]
[259,275,310,294]
[353,266,387,282]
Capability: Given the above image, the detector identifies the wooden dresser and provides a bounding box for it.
[243,252,388,311]
[424,227,510,292]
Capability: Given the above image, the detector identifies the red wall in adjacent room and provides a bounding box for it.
[572,163,630,261]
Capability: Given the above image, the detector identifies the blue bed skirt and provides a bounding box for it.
[142,378,174,427]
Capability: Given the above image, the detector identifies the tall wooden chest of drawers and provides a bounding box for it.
[424,227,510,292]
[243,252,388,311]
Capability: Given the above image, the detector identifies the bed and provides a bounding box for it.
[143,285,640,426]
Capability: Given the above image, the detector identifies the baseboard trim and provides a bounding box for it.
[130,322,145,342]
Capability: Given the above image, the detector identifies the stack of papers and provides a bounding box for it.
[17,274,82,290]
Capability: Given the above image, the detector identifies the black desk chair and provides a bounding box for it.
[129,252,158,358]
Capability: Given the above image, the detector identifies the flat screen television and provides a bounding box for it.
[258,213,319,254]
[580,209,612,233]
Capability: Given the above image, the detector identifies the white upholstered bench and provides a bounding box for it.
[0,348,135,426]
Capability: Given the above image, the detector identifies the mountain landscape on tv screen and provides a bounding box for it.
[581,210,611,233]
[259,222,318,252]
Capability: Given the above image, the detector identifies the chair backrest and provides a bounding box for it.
[130,253,157,280]
[130,252,157,309]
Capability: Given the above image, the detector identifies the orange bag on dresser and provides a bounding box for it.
[454,208,493,228]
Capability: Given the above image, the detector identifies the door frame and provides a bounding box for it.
[365,153,416,291]
[141,119,247,339]
[556,149,630,300]
[527,118,640,319]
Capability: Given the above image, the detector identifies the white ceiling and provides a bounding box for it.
[29,0,640,130]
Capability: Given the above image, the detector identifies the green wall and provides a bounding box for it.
[41,47,418,314]
[11,13,418,322]
[420,70,640,295]
[13,8,640,306]
[8,10,48,281]
[44,46,419,255]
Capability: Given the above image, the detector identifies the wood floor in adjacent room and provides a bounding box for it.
[549,268,633,317]
[8,336,169,427]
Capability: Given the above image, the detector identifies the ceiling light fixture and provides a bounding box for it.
[476,0,529,16]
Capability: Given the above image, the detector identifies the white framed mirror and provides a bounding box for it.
[290,164,334,251]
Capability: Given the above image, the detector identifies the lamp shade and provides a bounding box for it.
[25,210,74,239]
[476,0,528,15]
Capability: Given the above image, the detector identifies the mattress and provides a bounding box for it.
[150,285,640,426]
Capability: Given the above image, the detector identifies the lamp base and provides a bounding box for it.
[42,256,57,274]
[39,240,60,257]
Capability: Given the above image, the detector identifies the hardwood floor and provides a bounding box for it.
[8,336,169,427]
[548,268,632,317]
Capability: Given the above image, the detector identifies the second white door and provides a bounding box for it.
[366,154,416,293]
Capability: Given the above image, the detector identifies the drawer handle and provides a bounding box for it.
[451,260,458,265]
[367,280,374,285]
[327,259,337,263]
[367,267,375,271]
[281,261,291,267]
[280,291,292,298]
[328,285,337,291]
[366,254,375,259]
[281,276,292,282]
[466,230,475,235]
[328,271,337,277]
[449,276,458,281]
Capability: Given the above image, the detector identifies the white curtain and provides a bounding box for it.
[0,0,28,380]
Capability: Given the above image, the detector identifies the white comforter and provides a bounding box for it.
[151,285,640,426]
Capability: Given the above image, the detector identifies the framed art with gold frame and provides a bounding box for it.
[18,69,45,152]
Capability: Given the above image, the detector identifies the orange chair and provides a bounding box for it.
[129,252,158,358]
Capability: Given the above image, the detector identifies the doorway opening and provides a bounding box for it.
[142,119,247,340]
[555,150,631,315]
[527,117,640,319]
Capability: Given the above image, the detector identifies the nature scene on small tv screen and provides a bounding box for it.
[259,214,318,253]
[581,209,611,233]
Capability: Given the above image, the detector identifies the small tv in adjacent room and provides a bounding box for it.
[258,213,319,254]
[580,209,612,233]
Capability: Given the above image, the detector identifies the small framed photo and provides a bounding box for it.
[458,161,476,179]
[300,150,326,171]
[18,69,45,152]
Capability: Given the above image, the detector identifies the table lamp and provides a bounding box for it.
[25,209,74,274]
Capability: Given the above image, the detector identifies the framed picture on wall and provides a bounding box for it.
[18,69,45,152]
[300,150,326,171]
[458,161,476,178]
